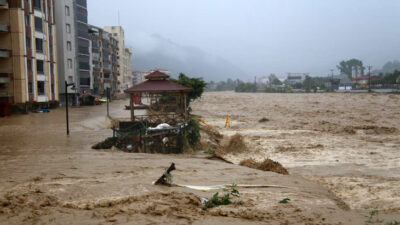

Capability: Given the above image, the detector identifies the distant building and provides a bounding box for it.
[0,0,59,116]
[286,73,308,85]
[352,75,380,85]
[104,26,132,95]
[123,47,132,90]
[132,70,150,85]
[88,25,119,96]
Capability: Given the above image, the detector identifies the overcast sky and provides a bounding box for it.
[88,0,400,78]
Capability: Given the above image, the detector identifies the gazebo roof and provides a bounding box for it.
[124,70,192,93]
[145,70,170,80]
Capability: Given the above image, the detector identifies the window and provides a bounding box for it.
[66,24,71,33]
[35,17,43,32]
[26,37,31,49]
[36,60,44,74]
[25,15,30,26]
[67,59,73,69]
[67,76,73,84]
[67,41,72,51]
[35,38,43,52]
[37,81,45,95]
[28,82,33,94]
[65,6,70,16]
[34,0,41,11]
[80,78,90,86]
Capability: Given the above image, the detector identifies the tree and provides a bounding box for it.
[337,59,364,78]
[173,73,207,103]
[268,74,282,86]
[303,75,313,92]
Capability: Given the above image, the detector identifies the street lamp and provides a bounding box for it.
[65,81,75,135]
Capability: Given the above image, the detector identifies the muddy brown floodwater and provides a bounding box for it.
[0,93,399,224]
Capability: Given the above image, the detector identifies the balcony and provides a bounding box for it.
[0,49,10,58]
[103,63,112,71]
[0,24,8,32]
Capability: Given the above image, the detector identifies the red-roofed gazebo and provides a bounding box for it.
[124,70,192,121]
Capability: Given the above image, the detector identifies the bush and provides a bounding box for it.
[186,118,201,148]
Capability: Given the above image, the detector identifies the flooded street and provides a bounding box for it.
[0,95,399,224]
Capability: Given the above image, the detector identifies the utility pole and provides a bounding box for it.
[65,81,75,135]
[106,88,110,117]
[367,65,373,92]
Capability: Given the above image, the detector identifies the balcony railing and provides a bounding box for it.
[103,64,112,71]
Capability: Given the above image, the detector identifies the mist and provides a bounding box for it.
[88,0,400,80]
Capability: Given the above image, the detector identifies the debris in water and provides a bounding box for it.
[258,117,270,123]
[154,163,176,186]
[240,158,289,175]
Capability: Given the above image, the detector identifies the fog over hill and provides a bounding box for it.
[129,33,247,81]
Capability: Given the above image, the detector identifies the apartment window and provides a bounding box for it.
[34,0,41,11]
[80,78,90,86]
[67,59,73,69]
[65,6,70,16]
[28,82,33,94]
[35,17,43,32]
[67,41,72,51]
[37,81,45,95]
[25,15,30,26]
[66,24,71,33]
[35,38,43,52]
[37,60,44,74]
[26,37,31,49]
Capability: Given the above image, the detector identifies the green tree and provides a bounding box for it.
[173,73,207,103]
[235,82,255,92]
[268,74,282,86]
[303,75,313,92]
[337,59,364,78]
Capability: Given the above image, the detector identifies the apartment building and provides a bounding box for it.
[55,0,89,104]
[88,25,119,96]
[123,47,132,90]
[0,0,58,116]
[104,26,132,96]
[132,70,150,85]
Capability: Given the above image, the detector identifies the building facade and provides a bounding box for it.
[104,26,132,96]
[88,25,119,96]
[123,47,132,90]
[286,73,309,85]
[0,0,58,116]
[55,0,89,104]
[132,70,149,85]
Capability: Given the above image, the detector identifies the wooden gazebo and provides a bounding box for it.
[124,70,192,121]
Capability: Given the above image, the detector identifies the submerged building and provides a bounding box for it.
[0,0,58,116]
